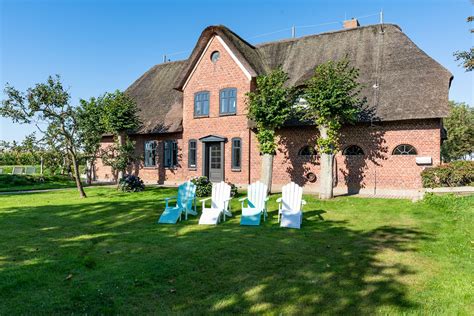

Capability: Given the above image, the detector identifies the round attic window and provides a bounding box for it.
[210,51,220,63]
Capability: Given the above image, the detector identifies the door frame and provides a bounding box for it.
[199,135,227,182]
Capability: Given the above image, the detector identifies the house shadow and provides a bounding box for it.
[337,105,388,194]
[277,128,319,187]
[0,189,430,314]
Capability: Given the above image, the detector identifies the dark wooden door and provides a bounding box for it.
[208,143,223,182]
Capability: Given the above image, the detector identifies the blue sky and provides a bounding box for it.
[1,0,473,142]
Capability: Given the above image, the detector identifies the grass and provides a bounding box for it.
[0,174,78,192]
[0,188,472,314]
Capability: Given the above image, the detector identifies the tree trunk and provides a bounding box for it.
[318,126,334,199]
[260,153,274,193]
[86,159,92,185]
[70,150,87,198]
[117,132,125,182]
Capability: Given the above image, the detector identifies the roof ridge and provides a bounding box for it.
[255,23,401,47]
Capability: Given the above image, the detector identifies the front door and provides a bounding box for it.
[208,143,223,182]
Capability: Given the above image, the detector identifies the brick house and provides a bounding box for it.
[95,20,452,195]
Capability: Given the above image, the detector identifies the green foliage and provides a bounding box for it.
[190,176,238,197]
[0,75,87,197]
[100,90,140,134]
[453,16,473,72]
[0,174,76,192]
[100,136,137,176]
[246,67,294,154]
[97,90,141,177]
[441,101,474,162]
[118,175,145,192]
[421,161,474,188]
[302,58,363,154]
[77,97,106,160]
[190,176,212,197]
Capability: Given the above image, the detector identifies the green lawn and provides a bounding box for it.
[0,174,78,192]
[0,188,472,314]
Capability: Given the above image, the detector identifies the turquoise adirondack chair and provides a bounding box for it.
[239,181,268,226]
[158,181,197,224]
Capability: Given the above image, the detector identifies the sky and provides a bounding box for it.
[1,0,473,142]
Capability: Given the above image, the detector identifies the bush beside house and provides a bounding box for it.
[421,161,474,188]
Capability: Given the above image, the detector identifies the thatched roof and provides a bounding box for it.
[128,23,452,134]
[126,61,186,134]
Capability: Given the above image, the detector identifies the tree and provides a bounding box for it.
[246,67,294,192]
[99,90,140,181]
[441,101,474,161]
[302,59,363,199]
[0,75,87,197]
[453,16,473,71]
[76,97,106,184]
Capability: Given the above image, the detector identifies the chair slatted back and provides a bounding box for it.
[211,181,231,210]
[247,181,268,210]
[177,181,196,211]
[281,182,303,212]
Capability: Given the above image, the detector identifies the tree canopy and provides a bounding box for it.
[441,101,474,161]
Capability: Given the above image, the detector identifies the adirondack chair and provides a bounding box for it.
[158,181,197,224]
[198,181,232,225]
[277,182,306,229]
[25,166,36,175]
[239,181,268,226]
[11,166,23,175]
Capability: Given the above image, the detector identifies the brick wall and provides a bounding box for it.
[272,119,442,191]
[180,35,256,185]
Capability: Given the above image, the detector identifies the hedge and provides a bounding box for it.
[421,161,474,188]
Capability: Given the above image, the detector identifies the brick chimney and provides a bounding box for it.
[343,18,360,29]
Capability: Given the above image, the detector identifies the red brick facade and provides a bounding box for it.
[95,34,443,193]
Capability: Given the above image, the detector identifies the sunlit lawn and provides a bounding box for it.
[0,187,472,314]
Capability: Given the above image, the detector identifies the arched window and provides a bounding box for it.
[343,145,364,156]
[392,144,417,155]
[298,145,317,156]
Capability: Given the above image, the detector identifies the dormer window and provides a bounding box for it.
[220,88,237,115]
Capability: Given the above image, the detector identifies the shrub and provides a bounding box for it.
[229,182,238,197]
[191,176,212,197]
[421,161,474,188]
[118,175,145,192]
[191,176,239,197]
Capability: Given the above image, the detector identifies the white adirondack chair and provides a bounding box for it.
[198,181,233,225]
[239,181,268,226]
[277,182,306,229]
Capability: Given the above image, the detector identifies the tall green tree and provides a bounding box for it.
[77,97,106,184]
[302,59,362,199]
[99,90,140,181]
[0,75,87,197]
[453,16,473,71]
[441,101,474,161]
[246,67,294,192]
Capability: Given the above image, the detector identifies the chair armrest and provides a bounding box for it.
[162,196,177,201]
[238,197,248,202]
[276,197,282,203]
[301,200,307,205]
[199,197,211,203]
